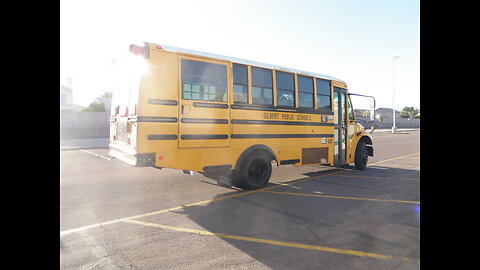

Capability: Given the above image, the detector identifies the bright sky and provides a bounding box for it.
[60,0,419,110]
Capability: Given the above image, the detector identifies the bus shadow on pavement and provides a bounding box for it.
[305,165,419,179]
[174,166,420,269]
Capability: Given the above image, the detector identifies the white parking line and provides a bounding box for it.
[80,149,115,160]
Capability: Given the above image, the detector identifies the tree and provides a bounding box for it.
[362,110,371,118]
[399,106,419,119]
[81,92,112,112]
[101,91,113,98]
[81,101,106,112]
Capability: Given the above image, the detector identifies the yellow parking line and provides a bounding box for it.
[261,190,420,204]
[60,152,420,236]
[370,163,419,168]
[331,175,419,181]
[124,171,345,221]
[60,170,343,236]
[123,219,417,262]
[369,152,420,166]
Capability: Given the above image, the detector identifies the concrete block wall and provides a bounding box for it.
[356,117,420,129]
[60,111,110,139]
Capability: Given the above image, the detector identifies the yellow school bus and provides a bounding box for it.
[109,42,375,189]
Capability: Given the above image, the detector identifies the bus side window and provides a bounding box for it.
[181,59,227,102]
[276,71,295,107]
[347,96,354,119]
[298,75,314,108]
[251,67,273,105]
[316,78,331,111]
[233,63,248,103]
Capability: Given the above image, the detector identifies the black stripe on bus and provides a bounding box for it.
[230,134,334,139]
[192,102,229,109]
[181,134,229,140]
[231,119,333,126]
[181,118,229,124]
[148,99,178,106]
[230,104,334,115]
[134,116,178,123]
[230,104,276,111]
[147,134,178,140]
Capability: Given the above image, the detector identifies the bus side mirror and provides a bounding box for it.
[369,100,375,120]
[369,114,383,134]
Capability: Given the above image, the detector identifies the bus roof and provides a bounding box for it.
[147,42,345,83]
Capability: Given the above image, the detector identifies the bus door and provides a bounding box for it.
[178,57,231,148]
[333,87,347,166]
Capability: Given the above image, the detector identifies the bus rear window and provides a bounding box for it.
[181,59,227,102]
[109,55,142,117]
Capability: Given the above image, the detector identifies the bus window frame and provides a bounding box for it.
[250,66,274,106]
[275,70,296,108]
[297,74,315,109]
[347,94,355,120]
[179,56,229,104]
[316,78,332,111]
[233,63,249,104]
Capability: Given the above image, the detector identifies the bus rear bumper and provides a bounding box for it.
[109,144,155,167]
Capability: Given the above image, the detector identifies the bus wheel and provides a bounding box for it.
[236,152,272,190]
[354,142,368,170]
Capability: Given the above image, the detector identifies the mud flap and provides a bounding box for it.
[366,145,374,156]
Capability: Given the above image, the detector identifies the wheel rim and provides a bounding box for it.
[247,158,268,186]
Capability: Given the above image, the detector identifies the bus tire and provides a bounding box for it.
[354,141,368,170]
[234,151,272,190]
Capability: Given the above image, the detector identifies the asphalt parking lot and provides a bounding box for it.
[60,130,420,269]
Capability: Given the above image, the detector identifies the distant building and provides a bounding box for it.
[60,78,84,111]
[375,107,400,119]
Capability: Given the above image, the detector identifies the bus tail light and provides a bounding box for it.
[129,43,150,58]
[129,44,144,56]
[158,155,164,161]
